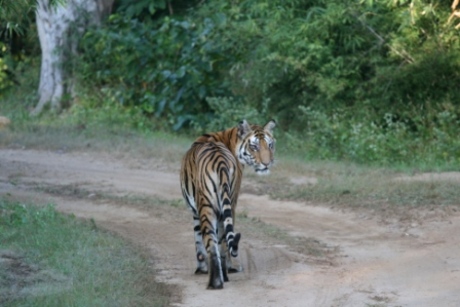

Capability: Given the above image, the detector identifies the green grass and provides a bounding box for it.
[244,156,460,215]
[0,199,171,306]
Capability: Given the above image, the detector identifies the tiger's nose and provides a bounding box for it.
[261,161,270,167]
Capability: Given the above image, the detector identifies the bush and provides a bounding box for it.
[198,96,270,132]
[75,14,234,130]
[0,43,15,96]
[291,103,460,167]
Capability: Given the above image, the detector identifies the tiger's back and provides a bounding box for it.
[180,127,243,219]
[181,141,242,217]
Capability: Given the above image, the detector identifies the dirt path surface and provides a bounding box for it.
[1,149,460,306]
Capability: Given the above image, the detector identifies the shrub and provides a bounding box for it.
[75,14,234,130]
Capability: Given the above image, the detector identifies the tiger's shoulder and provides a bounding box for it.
[193,127,238,145]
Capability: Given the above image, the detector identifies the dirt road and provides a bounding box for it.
[1,149,459,306]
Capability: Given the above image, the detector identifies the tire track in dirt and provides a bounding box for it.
[1,149,460,306]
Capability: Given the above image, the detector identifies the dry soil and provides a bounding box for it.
[1,149,459,306]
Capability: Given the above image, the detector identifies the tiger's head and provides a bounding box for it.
[236,119,276,175]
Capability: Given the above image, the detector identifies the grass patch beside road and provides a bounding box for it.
[0,199,171,307]
[245,158,460,215]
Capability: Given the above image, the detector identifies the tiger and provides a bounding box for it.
[180,119,276,289]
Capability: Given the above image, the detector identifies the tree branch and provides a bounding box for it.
[448,0,460,28]
[352,12,414,64]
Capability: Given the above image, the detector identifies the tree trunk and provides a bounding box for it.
[32,0,113,115]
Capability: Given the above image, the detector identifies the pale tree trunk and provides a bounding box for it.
[32,0,113,115]
[449,0,460,29]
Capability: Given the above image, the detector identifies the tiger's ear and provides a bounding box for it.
[264,119,276,134]
[237,120,252,139]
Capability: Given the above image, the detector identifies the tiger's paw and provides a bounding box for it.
[228,265,244,273]
[226,251,244,273]
[195,268,208,275]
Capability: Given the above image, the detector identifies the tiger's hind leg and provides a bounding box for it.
[218,223,230,282]
[192,215,208,274]
[219,232,242,278]
[222,200,243,273]
[207,245,224,289]
[200,205,224,289]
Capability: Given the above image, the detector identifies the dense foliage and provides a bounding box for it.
[2,0,460,166]
[76,13,233,129]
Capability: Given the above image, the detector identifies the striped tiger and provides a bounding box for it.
[180,119,276,289]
